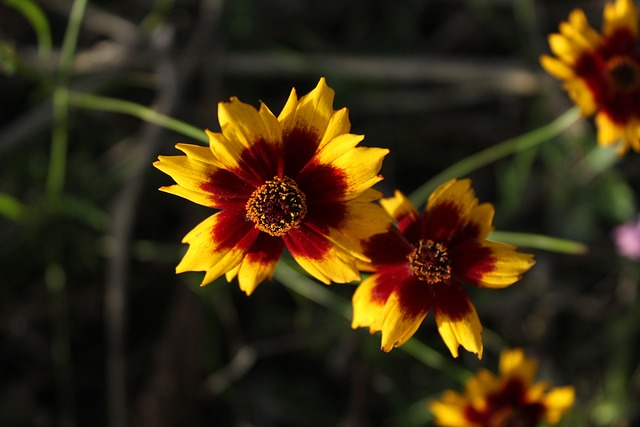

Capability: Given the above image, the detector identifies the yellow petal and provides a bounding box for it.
[425,178,494,243]
[159,185,215,208]
[319,107,352,149]
[428,391,470,427]
[236,235,285,295]
[321,195,393,261]
[312,134,389,200]
[434,284,483,359]
[542,386,576,425]
[154,152,222,207]
[540,55,575,80]
[465,369,500,409]
[177,212,259,287]
[564,79,597,116]
[567,9,602,46]
[498,348,538,385]
[279,77,337,144]
[548,33,579,61]
[378,292,430,351]
[472,241,535,288]
[284,225,362,284]
[380,190,420,222]
[604,0,638,37]
[595,112,628,154]
[351,274,390,333]
[208,98,283,181]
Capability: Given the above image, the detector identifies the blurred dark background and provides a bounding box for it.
[1,0,639,426]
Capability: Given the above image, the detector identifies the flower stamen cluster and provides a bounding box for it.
[246,176,307,236]
[407,239,451,284]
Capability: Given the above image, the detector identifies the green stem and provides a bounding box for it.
[274,262,472,382]
[44,2,88,427]
[46,0,88,201]
[68,91,208,144]
[409,107,582,207]
[4,0,52,63]
[489,231,588,255]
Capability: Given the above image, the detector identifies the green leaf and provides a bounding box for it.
[0,192,27,221]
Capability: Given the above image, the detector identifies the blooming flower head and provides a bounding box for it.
[351,179,535,358]
[429,348,575,427]
[540,0,640,154]
[154,78,391,295]
[613,216,640,260]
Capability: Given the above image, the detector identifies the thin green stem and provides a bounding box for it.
[489,231,588,255]
[68,91,208,144]
[274,261,472,382]
[4,0,52,63]
[44,2,88,427]
[47,86,70,201]
[46,0,88,201]
[409,107,582,207]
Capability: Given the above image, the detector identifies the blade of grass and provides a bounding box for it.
[274,261,472,383]
[489,231,588,255]
[4,0,52,63]
[45,1,88,427]
[68,91,208,144]
[409,107,582,207]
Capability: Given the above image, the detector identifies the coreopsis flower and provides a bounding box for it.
[540,0,640,154]
[429,348,575,427]
[154,78,391,295]
[351,179,535,358]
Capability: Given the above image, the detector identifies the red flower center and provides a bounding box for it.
[246,176,307,236]
[488,407,542,427]
[606,55,640,92]
[407,239,451,284]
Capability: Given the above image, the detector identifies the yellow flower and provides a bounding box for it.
[154,78,391,295]
[541,0,640,154]
[351,179,534,358]
[429,348,575,427]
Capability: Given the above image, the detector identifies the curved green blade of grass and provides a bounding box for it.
[274,261,472,383]
[489,231,588,255]
[4,0,52,63]
[409,107,582,208]
[68,91,208,144]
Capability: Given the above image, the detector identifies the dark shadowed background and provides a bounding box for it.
[1,0,639,426]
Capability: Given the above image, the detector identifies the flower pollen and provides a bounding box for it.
[246,175,307,236]
[607,56,640,92]
[407,239,451,284]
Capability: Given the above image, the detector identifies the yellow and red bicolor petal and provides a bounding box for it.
[540,55,575,80]
[359,228,413,271]
[542,386,576,425]
[176,209,259,286]
[428,390,470,427]
[283,224,362,284]
[596,112,640,154]
[464,368,501,409]
[231,233,285,296]
[380,190,421,239]
[154,144,255,209]
[305,133,389,201]
[424,179,495,246]
[208,99,283,186]
[450,240,535,289]
[603,0,638,37]
[351,266,431,351]
[278,78,341,144]
[433,282,483,358]
[278,78,355,176]
[323,195,394,259]
[498,348,538,385]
